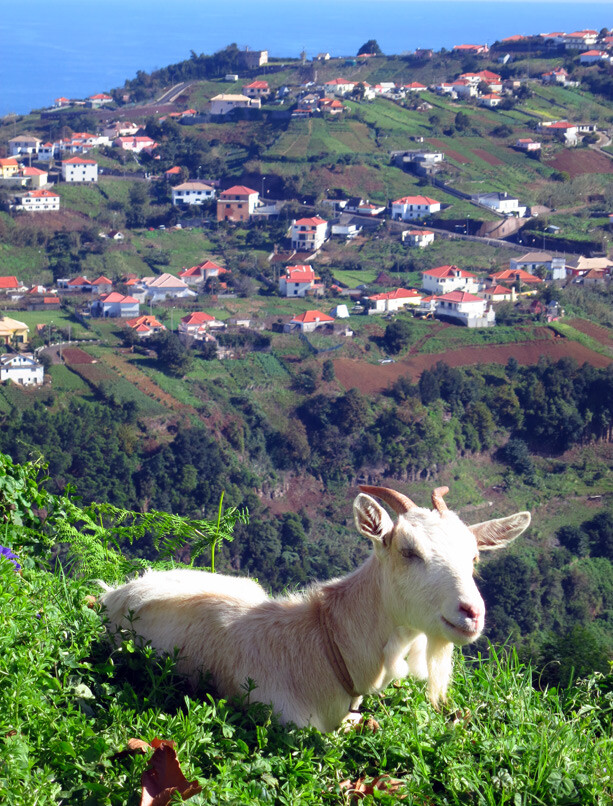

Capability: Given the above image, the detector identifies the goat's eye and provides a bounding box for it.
[400,546,421,561]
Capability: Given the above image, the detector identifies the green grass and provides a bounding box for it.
[2,558,612,806]
[48,364,90,393]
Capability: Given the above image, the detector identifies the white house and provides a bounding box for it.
[89,292,140,318]
[179,312,224,339]
[482,285,514,303]
[479,93,502,108]
[290,217,329,252]
[242,80,270,99]
[366,288,422,313]
[390,195,441,221]
[0,353,44,386]
[435,291,495,327]
[178,260,228,286]
[284,310,334,332]
[541,67,570,85]
[13,189,60,212]
[8,136,40,156]
[61,157,98,182]
[171,182,216,205]
[402,229,435,248]
[515,138,541,152]
[114,136,157,153]
[279,265,323,297]
[510,252,566,281]
[579,50,610,65]
[209,94,261,115]
[323,78,356,96]
[421,265,480,295]
[139,273,196,301]
[472,192,526,216]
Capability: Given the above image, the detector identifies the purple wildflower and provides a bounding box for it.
[0,545,21,571]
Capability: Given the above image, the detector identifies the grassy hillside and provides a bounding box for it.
[2,535,612,806]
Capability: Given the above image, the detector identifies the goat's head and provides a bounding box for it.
[354,485,530,646]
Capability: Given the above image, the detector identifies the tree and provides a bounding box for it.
[151,331,193,376]
[383,320,412,354]
[357,40,382,56]
[454,111,470,132]
[322,359,335,382]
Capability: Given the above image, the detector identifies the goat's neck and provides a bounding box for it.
[319,555,418,693]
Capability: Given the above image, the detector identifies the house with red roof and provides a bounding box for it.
[403,82,427,92]
[541,67,571,86]
[178,311,224,339]
[179,260,228,286]
[401,229,435,248]
[452,44,489,55]
[421,265,479,295]
[488,268,543,290]
[217,185,260,222]
[61,156,98,182]
[290,217,329,252]
[434,291,495,327]
[579,50,610,65]
[88,93,113,107]
[279,265,324,297]
[479,93,502,108]
[515,138,541,152]
[91,276,113,294]
[285,310,335,333]
[113,136,157,153]
[18,166,48,188]
[242,80,270,99]
[90,292,140,318]
[54,97,70,107]
[391,195,441,222]
[0,276,21,293]
[125,315,166,338]
[482,285,514,303]
[323,78,356,96]
[366,288,422,313]
[13,188,60,212]
[0,158,19,179]
[62,276,94,293]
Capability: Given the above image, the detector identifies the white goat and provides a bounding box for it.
[100,486,530,731]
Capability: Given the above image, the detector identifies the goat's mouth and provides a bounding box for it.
[441,616,481,642]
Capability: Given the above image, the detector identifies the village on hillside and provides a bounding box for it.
[0,29,612,388]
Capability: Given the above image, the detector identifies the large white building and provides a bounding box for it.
[390,195,441,221]
[421,265,479,295]
[61,157,98,182]
[0,353,44,386]
[172,181,216,205]
[13,189,60,212]
[209,94,261,115]
[290,217,329,252]
[435,291,495,327]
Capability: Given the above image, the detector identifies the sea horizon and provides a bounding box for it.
[0,0,611,118]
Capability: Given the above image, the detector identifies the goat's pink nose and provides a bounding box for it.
[459,602,483,622]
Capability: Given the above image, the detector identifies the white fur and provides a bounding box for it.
[100,492,530,731]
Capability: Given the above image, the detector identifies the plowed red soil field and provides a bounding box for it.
[427,138,471,164]
[333,337,612,395]
[546,149,613,178]
[472,148,504,166]
[568,318,613,348]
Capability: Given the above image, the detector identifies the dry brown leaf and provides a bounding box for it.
[140,739,202,806]
[340,774,406,802]
[110,737,151,761]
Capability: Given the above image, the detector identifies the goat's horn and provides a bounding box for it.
[432,486,450,515]
[358,485,416,514]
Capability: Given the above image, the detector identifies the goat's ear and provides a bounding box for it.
[354,493,394,546]
[469,511,531,551]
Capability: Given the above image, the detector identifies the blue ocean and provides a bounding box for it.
[0,0,611,117]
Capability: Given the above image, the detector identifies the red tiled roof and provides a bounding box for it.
[294,217,327,226]
[243,80,269,89]
[100,292,139,303]
[126,315,163,329]
[63,156,97,165]
[369,288,421,301]
[436,291,484,303]
[487,285,513,295]
[490,268,542,283]
[220,185,258,197]
[181,312,215,325]
[291,310,334,324]
[68,276,92,286]
[92,276,112,285]
[25,189,59,198]
[392,195,440,206]
[0,276,19,289]
[423,265,475,278]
